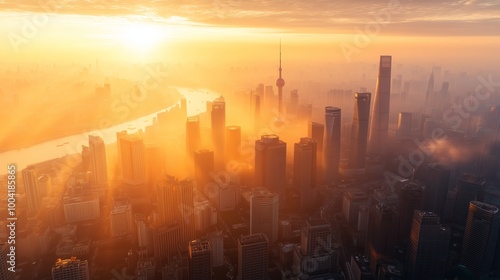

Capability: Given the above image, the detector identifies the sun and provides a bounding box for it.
[117,21,167,52]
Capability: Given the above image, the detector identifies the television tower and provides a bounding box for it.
[276,41,285,114]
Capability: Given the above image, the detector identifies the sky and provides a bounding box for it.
[0,0,499,66]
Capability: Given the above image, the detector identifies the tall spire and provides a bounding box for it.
[276,40,285,114]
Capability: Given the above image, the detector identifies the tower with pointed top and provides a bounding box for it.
[276,42,285,114]
[425,68,434,107]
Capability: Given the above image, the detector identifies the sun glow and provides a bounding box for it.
[117,21,169,52]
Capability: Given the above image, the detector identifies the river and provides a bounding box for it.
[0,87,219,172]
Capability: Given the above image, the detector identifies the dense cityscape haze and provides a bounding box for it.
[1,1,500,280]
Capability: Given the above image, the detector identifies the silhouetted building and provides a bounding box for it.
[208,231,224,267]
[289,89,299,115]
[293,218,337,276]
[238,233,269,280]
[405,211,450,280]
[51,257,90,280]
[349,92,371,169]
[194,149,215,192]
[250,188,279,243]
[460,201,500,279]
[188,239,212,280]
[186,116,201,157]
[22,166,40,217]
[452,174,486,228]
[425,69,434,107]
[89,135,108,185]
[366,203,399,275]
[293,137,317,210]
[211,96,225,169]
[255,135,286,196]
[397,112,412,138]
[420,163,450,219]
[152,222,181,260]
[324,106,341,182]
[343,190,368,228]
[368,55,392,156]
[110,201,134,238]
[308,121,324,183]
[397,182,424,244]
[225,126,241,163]
[118,132,147,186]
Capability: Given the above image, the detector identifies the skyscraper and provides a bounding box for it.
[405,211,450,280]
[293,137,317,210]
[349,92,371,169]
[425,69,434,107]
[194,149,215,193]
[225,126,241,163]
[188,239,212,280]
[309,121,324,183]
[238,233,269,280]
[397,112,412,138]
[420,163,451,219]
[255,135,286,196]
[89,135,108,185]
[118,132,147,186]
[452,173,486,228]
[250,188,279,243]
[324,106,341,183]
[157,176,195,243]
[397,182,424,244]
[51,257,90,280]
[293,218,337,276]
[276,42,285,114]
[211,96,225,169]
[22,166,40,217]
[368,55,392,156]
[186,116,201,157]
[460,201,500,279]
[366,203,399,274]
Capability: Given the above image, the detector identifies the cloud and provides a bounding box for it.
[1,0,499,36]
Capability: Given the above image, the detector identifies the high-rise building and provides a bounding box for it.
[118,132,147,186]
[397,182,424,244]
[452,173,486,228]
[289,89,299,116]
[208,231,224,267]
[293,218,337,276]
[22,166,40,217]
[152,221,181,260]
[51,257,90,280]
[186,116,201,157]
[368,55,392,156]
[276,43,285,114]
[194,149,215,193]
[366,203,399,275]
[405,211,450,280]
[157,176,195,243]
[188,239,212,280]
[293,137,317,210]
[308,122,324,183]
[250,188,279,243]
[211,96,226,169]
[110,201,134,238]
[425,69,435,107]
[89,135,108,185]
[255,135,286,196]
[63,194,100,223]
[324,106,341,182]
[343,190,368,228]
[238,233,269,280]
[349,92,371,169]
[397,112,412,138]
[419,163,451,219]
[226,126,241,163]
[460,201,500,279]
